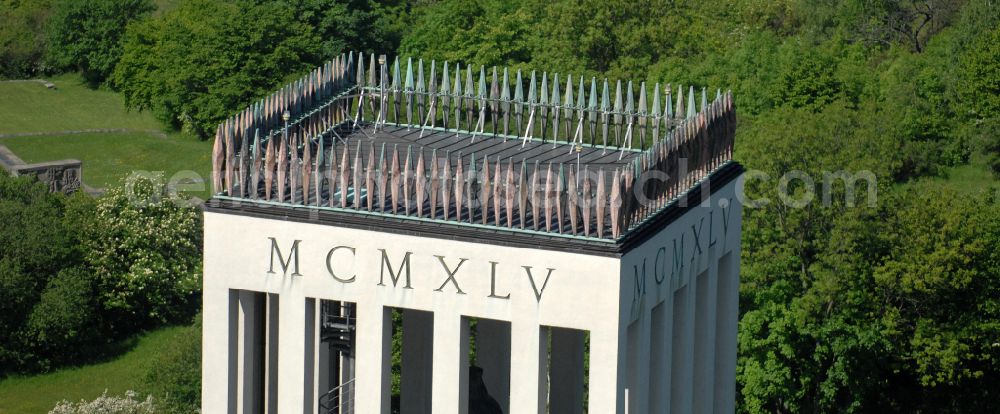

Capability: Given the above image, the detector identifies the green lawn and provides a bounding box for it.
[0,327,188,414]
[927,153,998,194]
[0,75,163,134]
[0,132,213,198]
[0,74,214,198]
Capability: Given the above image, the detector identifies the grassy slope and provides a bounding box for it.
[0,74,213,198]
[0,327,187,414]
[0,74,162,134]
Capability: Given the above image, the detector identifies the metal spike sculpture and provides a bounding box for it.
[211,52,737,240]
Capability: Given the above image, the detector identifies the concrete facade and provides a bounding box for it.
[202,176,742,414]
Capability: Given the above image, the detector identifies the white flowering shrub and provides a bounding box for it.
[49,390,157,414]
[83,173,202,328]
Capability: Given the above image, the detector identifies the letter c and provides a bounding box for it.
[326,245,356,283]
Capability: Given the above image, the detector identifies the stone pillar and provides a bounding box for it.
[587,327,623,413]
[549,327,585,414]
[402,309,434,414]
[202,288,236,413]
[694,267,719,414]
[714,252,739,414]
[276,292,309,413]
[475,319,510,414]
[649,300,673,413]
[671,275,697,414]
[432,314,470,414]
[509,321,547,414]
[355,304,392,414]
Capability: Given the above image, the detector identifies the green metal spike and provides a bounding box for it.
[625,81,634,114]
[478,66,487,99]
[405,57,413,90]
[392,57,400,90]
[676,85,684,119]
[501,68,511,100]
[465,66,474,97]
[651,83,661,118]
[600,79,610,110]
[514,70,523,102]
[528,71,537,104]
[687,86,696,118]
[701,87,707,112]
[540,72,549,105]
[416,59,425,93]
[665,84,673,119]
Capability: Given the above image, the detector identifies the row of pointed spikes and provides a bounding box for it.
[216,89,736,239]
[214,51,717,179]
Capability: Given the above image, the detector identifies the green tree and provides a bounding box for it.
[81,173,202,332]
[0,0,53,78]
[46,0,155,84]
[112,0,321,137]
[0,172,89,373]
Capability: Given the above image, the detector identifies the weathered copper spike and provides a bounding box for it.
[504,158,515,228]
[517,159,528,229]
[556,164,565,233]
[480,155,491,225]
[567,166,578,235]
[289,132,300,204]
[595,169,606,238]
[366,144,375,211]
[390,145,401,213]
[442,154,452,221]
[377,143,387,212]
[429,150,440,218]
[452,64,462,131]
[225,122,235,195]
[277,131,288,202]
[490,67,500,136]
[212,124,224,194]
[301,135,312,205]
[326,143,337,207]
[339,143,349,208]
[530,161,541,230]
[264,133,276,201]
[493,156,502,226]
[403,146,412,214]
[610,169,622,238]
[353,142,363,209]
[551,73,560,144]
[415,149,426,217]
[466,153,477,224]
[543,163,553,231]
[314,136,324,207]
[453,153,464,221]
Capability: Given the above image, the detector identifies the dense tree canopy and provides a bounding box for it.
[112,0,399,138]
[45,0,154,84]
[0,0,54,78]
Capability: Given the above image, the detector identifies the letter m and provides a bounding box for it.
[268,238,302,276]
[378,249,413,289]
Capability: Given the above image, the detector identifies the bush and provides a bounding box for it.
[143,317,201,413]
[24,266,101,365]
[82,173,202,332]
[50,391,156,414]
